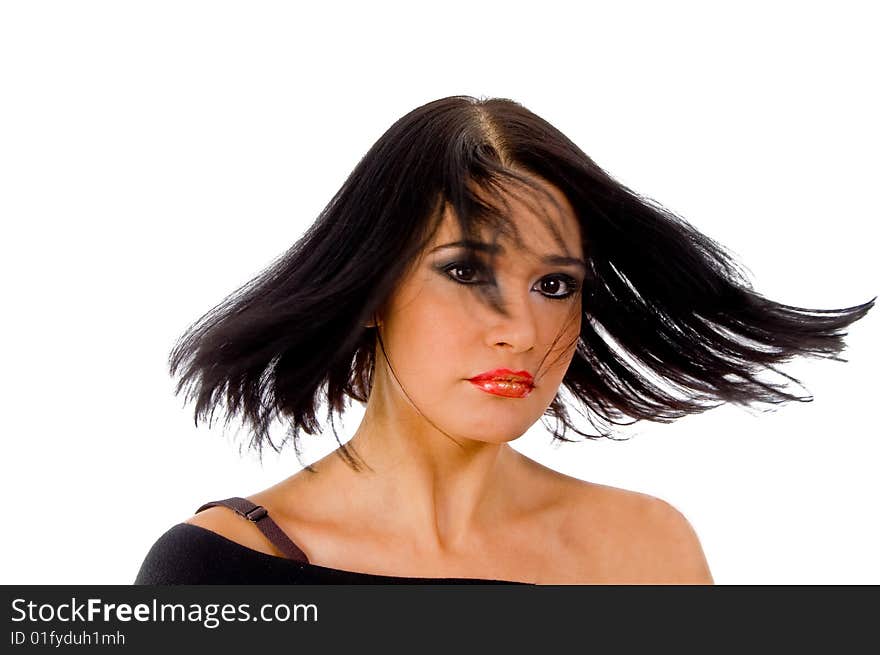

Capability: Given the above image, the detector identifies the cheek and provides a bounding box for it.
[385,288,470,378]
[540,306,582,368]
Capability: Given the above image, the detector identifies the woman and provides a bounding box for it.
[135,96,874,584]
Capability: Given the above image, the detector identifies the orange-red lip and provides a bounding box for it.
[467,369,534,398]
[468,368,534,384]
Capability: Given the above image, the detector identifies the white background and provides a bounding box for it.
[1,1,877,584]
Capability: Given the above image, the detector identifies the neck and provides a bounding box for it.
[325,372,527,556]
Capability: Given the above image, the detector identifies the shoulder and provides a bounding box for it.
[626,490,714,584]
[134,500,283,584]
[565,481,714,584]
[183,503,281,557]
[134,522,233,584]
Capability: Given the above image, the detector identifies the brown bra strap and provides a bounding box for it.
[196,497,310,564]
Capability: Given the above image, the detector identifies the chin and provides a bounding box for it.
[453,419,535,445]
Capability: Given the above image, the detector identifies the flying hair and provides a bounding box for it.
[167,95,876,472]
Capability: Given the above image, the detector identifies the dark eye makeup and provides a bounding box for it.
[437,258,581,301]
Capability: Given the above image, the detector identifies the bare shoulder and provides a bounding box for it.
[563,480,714,584]
[624,488,714,584]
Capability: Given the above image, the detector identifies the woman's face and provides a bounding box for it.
[373,176,586,446]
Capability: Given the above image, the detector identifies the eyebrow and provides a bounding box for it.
[429,240,587,271]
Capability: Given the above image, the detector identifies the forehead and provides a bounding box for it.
[430,175,583,261]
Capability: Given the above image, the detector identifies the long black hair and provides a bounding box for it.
[168,95,875,471]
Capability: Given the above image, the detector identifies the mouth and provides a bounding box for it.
[467,369,534,399]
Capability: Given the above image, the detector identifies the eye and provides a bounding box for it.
[535,275,581,301]
[443,262,485,284]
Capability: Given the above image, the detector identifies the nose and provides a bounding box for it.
[483,289,538,353]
